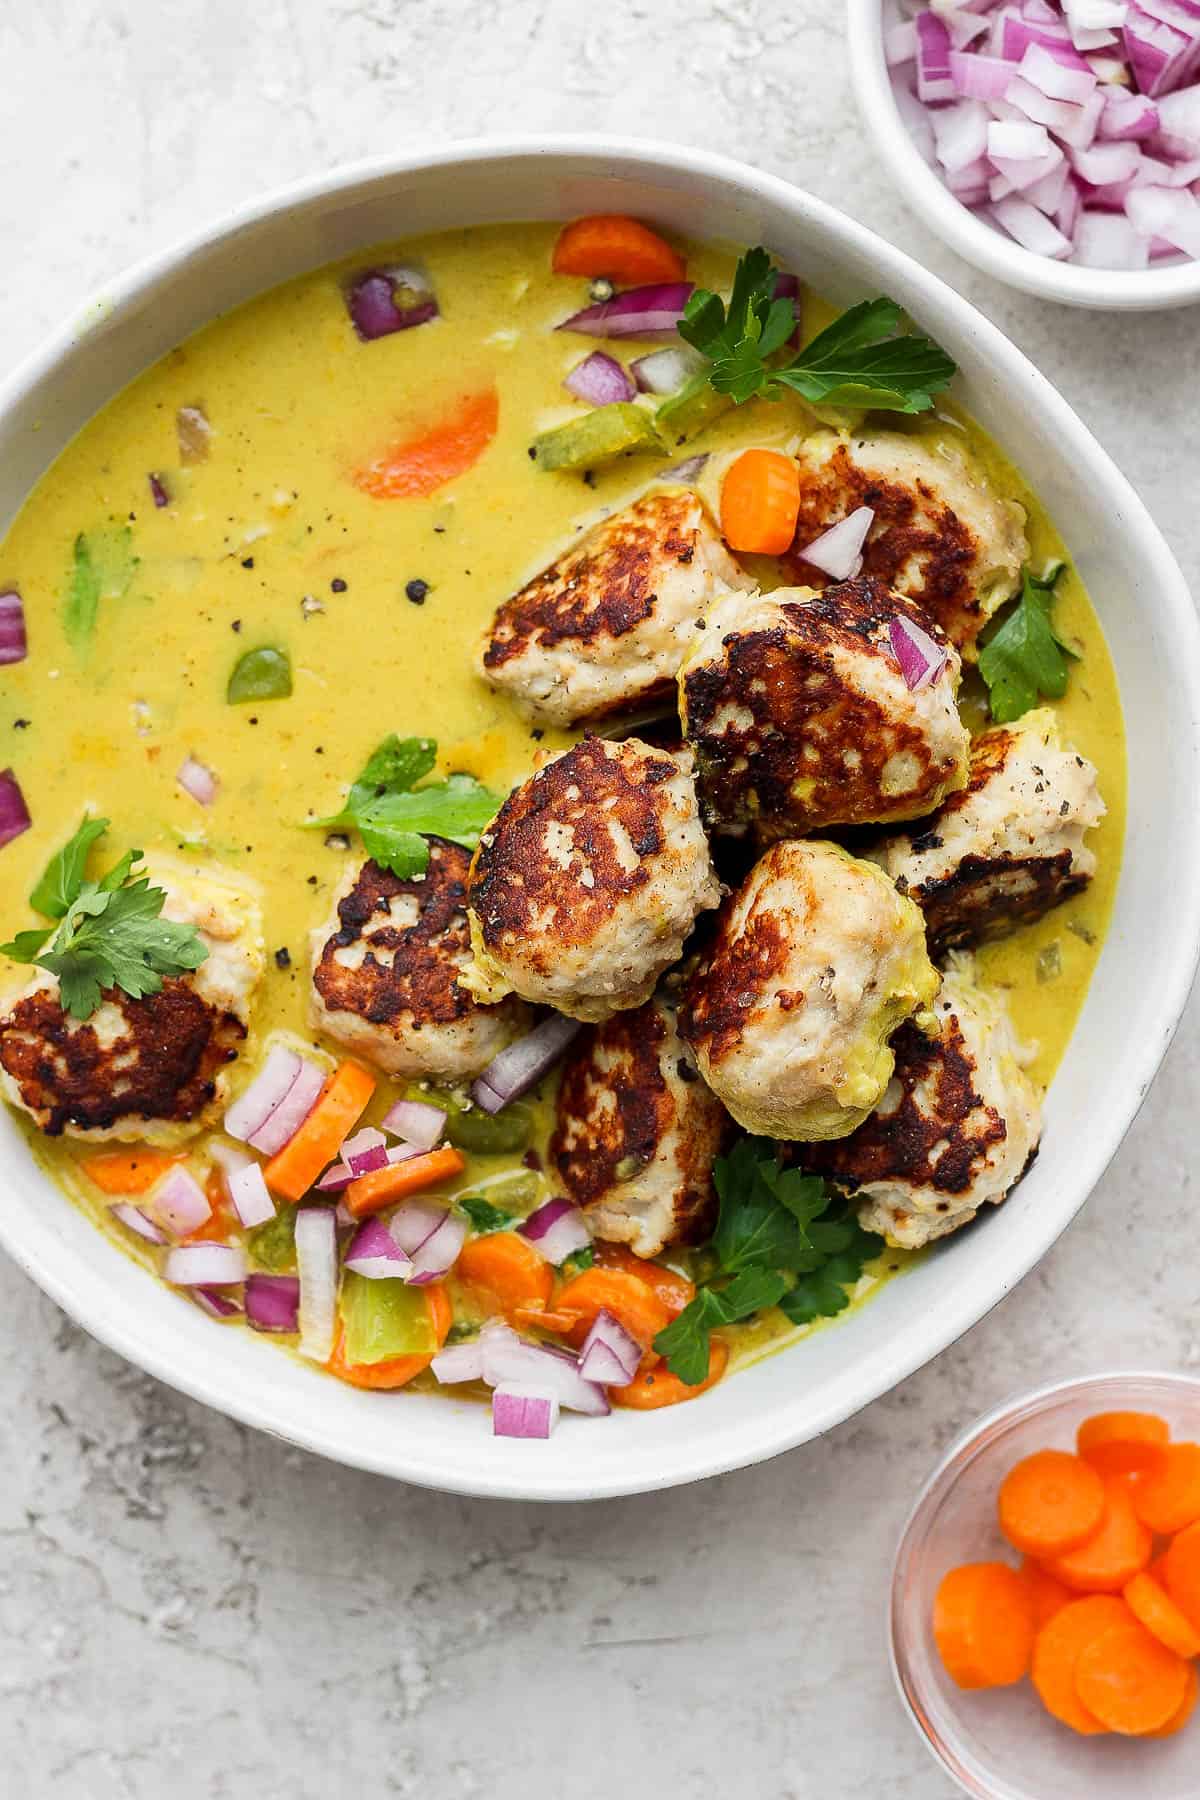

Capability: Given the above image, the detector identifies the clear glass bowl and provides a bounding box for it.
[891,1372,1200,1800]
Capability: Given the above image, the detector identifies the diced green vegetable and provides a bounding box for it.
[247,1205,298,1272]
[455,1171,542,1233]
[532,403,663,472]
[227,645,293,704]
[62,527,139,655]
[445,1100,533,1156]
[340,1272,437,1364]
[1037,941,1062,984]
[655,373,733,445]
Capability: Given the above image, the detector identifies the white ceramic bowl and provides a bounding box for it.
[847,0,1200,311]
[0,138,1197,1501]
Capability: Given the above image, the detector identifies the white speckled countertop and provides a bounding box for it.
[2,5,1198,1795]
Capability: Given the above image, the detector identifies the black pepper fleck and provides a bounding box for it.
[241,556,255,569]
[331,577,347,593]
[307,875,318,886]
[582,470,596,488]
[274,947,292,969]
[231,619,242,632]
[405,579,430,605]
[531,728,544,741]
[13,718,30,730]
[248,716,258,725]
[527,446,537,460]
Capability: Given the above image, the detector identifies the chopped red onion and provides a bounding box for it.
[1127,180,1200,249]
[992,191,1077,250]
[295,1206,337,1361]
[148,472,170,508]
[247,1058,326,1156]
[917,10,958,98]
[1157,81,1200,154]
[0,591,27,666]
[1076,206,1154,256]
[1021,36,1101,93]
[408,1211,467,1285]
[176,405,212,463]
[164,1243,246,1287]
[344,1216,414,1280]
[564,351,636,406]
[658,453,711,482]
[380,1097,446,1152]
[888,18,920,63]
[630,344,707,394]
[0,768,31,851]
[952,48,1022,96]
[193,1286,243,1319]
[346,266,438,340]
[934,98,992,169]
[245,1274,300,1333]
[577,1308,642,1386]
[109,1202,168,1245]
[558,282,694,340]
[340,1126,390,1177]
[226,1160,276,1229]
[150,1164,211,1236]
[481,1325,609,1415]
[889,614,951,691]
[431,1338,487,1383]
[1100,84,1162,130]
[224,1045,301,1142]
[519,1197,592,1266]
[177,754,218,806]
[796,505,876,580]
[493,1385,560,1439]
[1072,136,1144,173]
[470,1013,582,1114]
[390,1198,450,1255]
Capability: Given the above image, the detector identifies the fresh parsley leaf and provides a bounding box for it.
[653,1267,788,1385]
[29,815,110,918]
[307,735,501,881]
[978,563,1076,725]
[778,1208,877,1325]
[0,927,53,963]
[37,878,207,1019]
[62,527,139,654]
[562,1244,595,1276]
[712,1138,833,1273]
[457,1196,515,1235]
[679,250,956,416]
[336,734,437,825]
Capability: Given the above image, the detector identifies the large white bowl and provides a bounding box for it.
[1,138,1196,1501]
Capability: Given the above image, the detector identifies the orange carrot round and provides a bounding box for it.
[1148,1663,1200,1738]
[1163,1520,1200,1633]
[998,1449,1106,1558]
[1047,1477,1153,1593]
[1130,1442,1200,1536]
[1020,1556,1073,1630]
[1074,1619,1190,1736]
[456,1231,554,1321]
[353,387,498,501]
[344,1145,465,1220]
[611,1337,729,1408]
[263,1060,376,1201]
[551,215,686,284]
[327,1282,451,1390]
[720,449,802,555]
[1077,1410,1170,1480]
[81,1149,182,1195]
[1123,1572,1200,1661]
[932,1562,1035,1691]
[1031,1595,1130,1735]
[593,1242,695,1317]
[555,1267,671,1357]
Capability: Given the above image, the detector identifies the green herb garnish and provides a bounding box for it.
[307,733,501,880]
[0,815,208,1020]
[63,527,139,654]
[561,1244,595,1276]
[677,247,956,415]
[651,1138,877,1384]
[457,1196,516,1235]
[227,645,293,704]
[978,561,1076,724]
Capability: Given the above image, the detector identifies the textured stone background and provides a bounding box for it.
[2,4,1197,1796]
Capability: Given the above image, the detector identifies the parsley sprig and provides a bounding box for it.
[677,247,957,415]
[653,1139,878,1384]
[978,561,1077,725]
[1,817,208,1020]
[306,734,502,880]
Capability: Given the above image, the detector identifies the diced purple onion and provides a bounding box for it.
[1075,207,1153,259]
[917,10,957,99]
[470,1013,582,1114]
[630,344,707,395]
[658,452,710,482]
[1127,181,1200,251]
[558,282,694,340]
[344,1216,414,1280]
[518,1197,592,1266]
[952,48,1022,98]
[149,473,170,509]
[407,1210,467,1285]
[109,1202,168,1245]
[933,99,992,170]
[887,18,920,64]
[480,1324,609,1416]
[193,1286,243,1319]
[431,1338,487,1384]
[796,505,876,581]
[1072,136,1144,176]
[340,1126,390,1177]
[245,1274,300,1333]
[492,1385,560,1439]
[226,1160,276,1229]
[247,1057,326,1156]
[0,769,31,851]
[389,1198,450,1255]
[164,1243,246,1287]
[177,755,218,806]
[1021,37,1100,97]
[0,591,27,666]
[224,1045,302,1143]
[577,1308,642,1386]
[1157,81,1200,155]
[380,1097,447,1152]
[295,1206,337,1361]
[150,1164,211,1236]
[889,614,951,691]
[991,192,1077,252]
[346,266,439,340]
[564,350,636,406]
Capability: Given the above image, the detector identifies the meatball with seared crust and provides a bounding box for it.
[551,989,730,1258]
[680,578,969,839]
[478,486,753,728]
[0,863,263,1143]
[868,708,1104,954]
[310,841,528,1080]
[464,736,721,1023]
[680,839,939,1142]
[783,431,1028,655]
[795,960,1040,1248]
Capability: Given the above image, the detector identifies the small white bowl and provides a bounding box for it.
[847,0,1200,311]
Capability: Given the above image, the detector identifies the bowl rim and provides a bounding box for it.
[1,133,1198,1499]
[845,0,1200,312]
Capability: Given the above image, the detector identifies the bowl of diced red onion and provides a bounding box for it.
[847,0,1200,307]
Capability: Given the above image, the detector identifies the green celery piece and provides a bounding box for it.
[445,1101,533,1156]
[247,1206,298,1273]
[340,1272,438,1364]
[227,645,293,704]
[533,403,663,472]
[62,527,139,654]
[656,373,733,445]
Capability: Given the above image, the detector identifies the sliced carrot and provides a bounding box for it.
[326,1283,451,1390]
[1130,1442,1200,1536]
[1020,1556,1074,1630]
[1148,1662,1200,1738]
[456,1232,554,1321]
[593,1242,695,1317]
[998,1450,1106,1559]
[262,1061,376,1201]
[1123,1571,1200,1660]
[81,1149,182,1195]
[352,387,498,500]
[611,1337,729,1408]
[1077,1410,1170,1480]
[184,1172,237,1245]
[1031,1595,1130,1734]
[1046,1477,1153,1593]
[551,215,686,284]
[555,1267,672,1359]
[344,1145,466,1220]
[1074,1618,1190,1736]
[720,449,802,555]
[511,1304,584,1335]
[1163,1520,1200,1633]
[932,1562,1035,1691]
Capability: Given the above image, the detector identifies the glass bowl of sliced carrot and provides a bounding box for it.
[891,1372,1200,1800]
